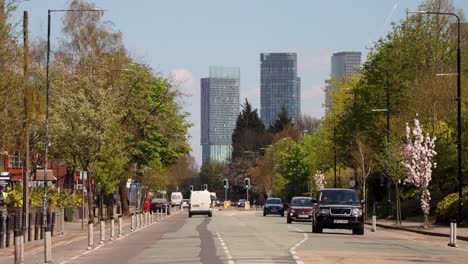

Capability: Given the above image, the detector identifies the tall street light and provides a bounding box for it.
[44,8,105,262]
[409,10,462,224]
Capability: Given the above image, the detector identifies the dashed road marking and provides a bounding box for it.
[216,231,235,264]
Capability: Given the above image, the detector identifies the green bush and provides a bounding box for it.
[436,187,468,223]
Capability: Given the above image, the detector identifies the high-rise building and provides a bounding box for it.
[260,53,301,128]
[201,66,240,163]
[324,51,362,116]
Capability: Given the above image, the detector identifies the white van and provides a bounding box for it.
[189,190,212,217]
[171,192,183,207]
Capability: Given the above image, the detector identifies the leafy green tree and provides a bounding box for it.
[199,161,225,192]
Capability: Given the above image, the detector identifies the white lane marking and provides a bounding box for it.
[216,231,235,263]
[287,226,309,264]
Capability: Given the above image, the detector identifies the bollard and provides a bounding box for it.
[51,212,56,237]
[14,229,24,264]
[371,215,376,232]
[110,216,114,241]
[87,221,93,250]
[40,213,44,240]
[61,209,65,235]
[448,219,458,247]
[118,215,122,237]
[99,218,105,244]
[44,227,52,263]
[0,214,4,249]
[143,212,146,227]
[28,213,33,242]
[130,213,134,232]
[6,215,11,248]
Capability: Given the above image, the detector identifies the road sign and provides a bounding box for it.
[80,171,87,180]
[130,183,140,189]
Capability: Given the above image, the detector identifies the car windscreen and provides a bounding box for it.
[266,199,281,204]
[318,190,360,205]
[291,198,313,206]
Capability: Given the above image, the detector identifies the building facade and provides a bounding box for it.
[201,66,240,163]
[324,51,361,116]
[260,53,301,128]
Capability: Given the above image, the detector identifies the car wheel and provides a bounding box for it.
[287,218,292,224]
[312,223,316,233]
[315,224,323,233]
[189,213,192,218]
[208,212,213,217]
[280,213,284,217]
[263,212,267,216]
[356,227,364,235]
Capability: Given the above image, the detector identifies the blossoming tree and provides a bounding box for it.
[402,117,437,228]
[314,171,326,191]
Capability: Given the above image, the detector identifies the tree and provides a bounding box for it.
[295,115,321,135]
[402,117,437,228]
[352,134,377,219]
[231,99,269,159]
[379,139,406,225]
[269,106,292,133]
[199,161,225,192]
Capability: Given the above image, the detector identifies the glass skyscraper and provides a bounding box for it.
[201,66,240,163]
[325,51,362,116]
[260,53,301,128]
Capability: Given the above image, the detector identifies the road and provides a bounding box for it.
[3,209,468,263]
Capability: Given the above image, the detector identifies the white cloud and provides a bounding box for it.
[168,68,196,96]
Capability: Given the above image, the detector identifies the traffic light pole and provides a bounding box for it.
[224,188,227,204]
[246,189,249,203]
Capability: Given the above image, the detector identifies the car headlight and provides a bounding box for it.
[318,208,330,215]
[351,208,362,217]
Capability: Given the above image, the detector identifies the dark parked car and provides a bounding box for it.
[263,198,284,217]
[150,198,171,215]
[287,196,315,223]
[312,188,364,235]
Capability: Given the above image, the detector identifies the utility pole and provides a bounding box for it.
[22,10,30,240]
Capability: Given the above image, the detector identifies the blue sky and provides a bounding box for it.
[14,0,468,166]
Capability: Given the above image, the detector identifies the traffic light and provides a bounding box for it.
[203,184,208,191]
[189,185,193,192]
[223,179,228,189]
[244,178,250,189]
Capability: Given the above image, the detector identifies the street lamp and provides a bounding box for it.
[44,8,105,262]
[408,10,462,224]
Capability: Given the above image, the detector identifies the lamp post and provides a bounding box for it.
[44,9,105,262]
[409,10,462,224]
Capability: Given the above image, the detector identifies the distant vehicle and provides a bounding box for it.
[237,199,246,207]
[211,197,220,207]
[150,198,171,215]
[171,192,183,207]
[189,190,212,217]
[181,199,190,208]
[287,196,315,224]
[312,188,364,235]
[263,198,284,217]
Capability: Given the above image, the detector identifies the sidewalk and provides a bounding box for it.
[365,218,468,241]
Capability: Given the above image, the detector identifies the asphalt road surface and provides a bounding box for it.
[5,209,468,264]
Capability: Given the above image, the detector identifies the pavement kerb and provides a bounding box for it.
[364,221,468,242]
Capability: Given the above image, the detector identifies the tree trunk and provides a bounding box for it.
[395,183,401,225]
[119,181,129,215]
[363,180,367,220]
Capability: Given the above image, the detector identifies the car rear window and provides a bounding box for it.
[291,198,313,206]
[266,199,281,204]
